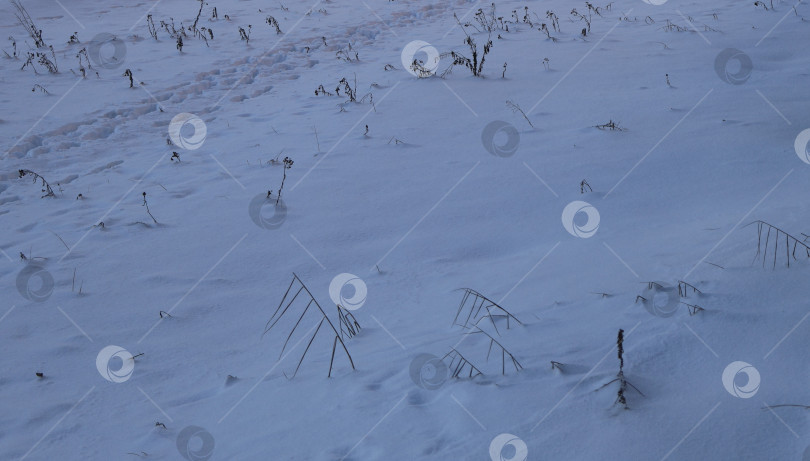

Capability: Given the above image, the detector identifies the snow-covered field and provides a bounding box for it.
[2,0,810,459]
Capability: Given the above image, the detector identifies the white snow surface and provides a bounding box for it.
[2,0,810,460]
